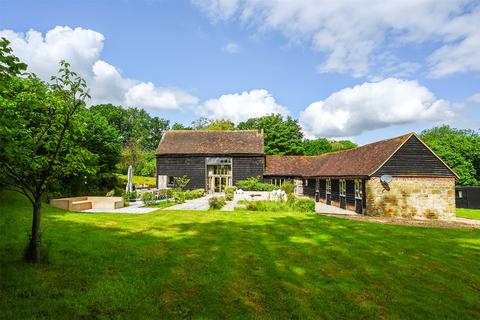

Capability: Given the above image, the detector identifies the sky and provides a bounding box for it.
[1,0,479,144]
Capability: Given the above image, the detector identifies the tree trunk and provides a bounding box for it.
[27,197,42,263]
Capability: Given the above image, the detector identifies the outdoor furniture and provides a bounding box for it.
[50,196,124,212]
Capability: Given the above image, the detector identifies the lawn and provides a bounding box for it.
[457,208,480,220]
[115,174,156,188]
[1,191,479,319]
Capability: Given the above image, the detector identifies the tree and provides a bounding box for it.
[171,122,191,130]
[191,117,212,130]
[0,38,27,87]
[331,140,357,152]
[0,59,93,263]
[55,112,122,196]
[238,114,304,155]
[203,119,235,130]
[90,104,169,150]
[420,125,480,185]
[303,138,333,155]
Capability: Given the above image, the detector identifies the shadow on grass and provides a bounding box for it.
[1,202,480,319]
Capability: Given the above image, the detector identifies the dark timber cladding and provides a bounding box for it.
[373,135,457,177]
[156,130,264,190]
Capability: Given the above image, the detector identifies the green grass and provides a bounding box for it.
[1,190,480,319]
[115,174,156,188]
[457,208,480,220]
[145,200,177,209]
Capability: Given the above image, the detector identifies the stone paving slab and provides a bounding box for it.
[455,217,480,226]
[166,195,212,211]
[81,202,159,214]
[315,202,358,215]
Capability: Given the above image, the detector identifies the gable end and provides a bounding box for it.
[372,135,457,178]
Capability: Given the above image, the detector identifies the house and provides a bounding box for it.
[156,130,458,219]
[156,130,264,192]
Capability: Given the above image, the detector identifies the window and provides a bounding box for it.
[355,179,363,199]
[272,178,285,187]
[457,190,463,198]
[340,179,346,197]
[214,166,230,175]
[326,179,331,194]
[167,176,175,187]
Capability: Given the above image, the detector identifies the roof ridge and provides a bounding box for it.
[164,129,260,133]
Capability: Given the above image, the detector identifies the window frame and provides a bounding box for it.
[354,179,363,199]
[167,176,175,187]
[326,178,331,194]
[340,179,346,197]
[272,178,286,187]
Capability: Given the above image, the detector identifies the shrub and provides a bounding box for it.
[238,198,315,213]
[122,191,139,201]
[105,189,115,197]
[185,189,205,200]
[246,201,258,211]
[225,186,236,201]
[236,176,276,191]
[141,192,155,206]
[157,189,168,199]
[173,191,186,204]
[173,176,190,190]
[165,188,174,199]
[280,182,295,201]
[293,198,316,212]
[209,196,226,210]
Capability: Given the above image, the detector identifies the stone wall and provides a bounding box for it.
[365,177,455,220]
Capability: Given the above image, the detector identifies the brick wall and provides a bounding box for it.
[365,177,455,220]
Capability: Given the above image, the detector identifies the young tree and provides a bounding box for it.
[0,59,94,263]
[173,176,190,190]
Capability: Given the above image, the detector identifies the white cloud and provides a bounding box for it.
[0,26,198,111]
[299,78,454,138]
[223,41,240,54]
[200,89,289,123]
[193,0,480,77]
[125,83,198,111]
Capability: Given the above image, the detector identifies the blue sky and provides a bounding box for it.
[1,0,479,144]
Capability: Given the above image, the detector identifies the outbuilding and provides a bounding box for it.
[157,131,458,219]
[265,133,458,219]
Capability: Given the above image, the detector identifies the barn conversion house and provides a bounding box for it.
[156,130,458,219]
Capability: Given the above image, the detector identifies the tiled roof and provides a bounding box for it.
[264,156,314,176]
[156,130,264,155]
[265,133,413,177]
